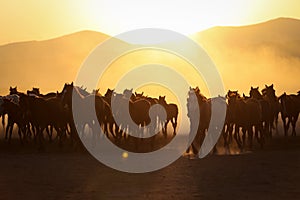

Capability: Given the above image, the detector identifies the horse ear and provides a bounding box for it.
[271,84,273,88]
[71,82,73,86]
[265,84,268,88]
[251,86,253,90]
[10,86,12,89]
[141,92,144,95]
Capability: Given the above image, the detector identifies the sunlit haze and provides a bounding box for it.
[1,0,300,44]
[0,0,299,97]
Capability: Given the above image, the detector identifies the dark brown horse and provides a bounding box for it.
[262,84,280,135]
[279,92,300,136]
[61,83,112,142]
[158,96,178,136]
[111,89,151,139]
[249,86,273,138]
[19,93,68,149]
[2,98,26,144]
[227,90,264,150]
[27,87,56,99]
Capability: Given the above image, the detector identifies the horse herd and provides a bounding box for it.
[0,83,178,150]
[186,84,300,154]
[0,83,299,155]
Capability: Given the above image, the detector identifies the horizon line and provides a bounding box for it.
[1,16,299,46]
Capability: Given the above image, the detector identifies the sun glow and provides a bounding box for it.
[1,0,300,45]
[80,0,256,35]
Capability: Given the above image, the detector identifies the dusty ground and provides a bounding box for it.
[0,124,299,200]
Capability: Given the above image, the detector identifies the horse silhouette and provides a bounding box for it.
[158,96,178,136]
[186,87,211,155]
[111,89,151,139]
[61,83,113,144]
[279,92,300,136]
[249,86,273,138]
[2,98,26,144]
[262,84,280,135]
[227,90,264,150]
[19,92,68,149]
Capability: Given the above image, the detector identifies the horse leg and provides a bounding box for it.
[265,120,269,138]
[291,116,298,136]
[274,114,279,134]
[234,126,242,150]
[222,125,228,148]
[8,123,14,144]
[38,127,46,151]
[163,121,168,137]
[17,126,23,145]
[5,122,10,140]
[241,127,247,149]
[2,114,5,137]
[248,127,253,149]
[269,118,273,139]
[54,126,63,148]
[258,124,264,148]
[228,124,234,145]
[46,126,52,143]
[283,117,288,136]
[172,117,177,135]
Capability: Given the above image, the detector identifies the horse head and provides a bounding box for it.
[123,88,133,99]
[9,86,18,95]
[227,90,239,103]
[249,86,262,99]
[262,84,276,98]
[61,82,74,107]
[158,96,167,106]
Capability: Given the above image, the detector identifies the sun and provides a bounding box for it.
[79,0,256,36]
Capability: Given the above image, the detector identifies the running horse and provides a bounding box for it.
[278,92,300,136]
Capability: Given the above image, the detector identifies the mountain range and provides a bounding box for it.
[0,17,299,95]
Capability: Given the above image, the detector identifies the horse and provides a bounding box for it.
[186,87,211,155]
[227,90,264,150]
[2,98,27,144]
[19,93,68,149]
[249,86,273,138]
[27,87,56,99]
[278,92,300,136]
[27,87,40,96]
[111,89,151,139]
[133,92,165,136]
[262,84,280,134]
[158,96,178,136]
[61,83,111,143]
[0,94,21,137]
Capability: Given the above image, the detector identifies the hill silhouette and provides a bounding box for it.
[0,31,121,94]
[0,18,300,95]
[192,17,300,94]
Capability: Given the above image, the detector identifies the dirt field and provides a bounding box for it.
[0,124,300,200]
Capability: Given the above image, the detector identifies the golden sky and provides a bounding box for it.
[1,0,300,45]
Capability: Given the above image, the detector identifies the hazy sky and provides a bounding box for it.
[1,0,300,45]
